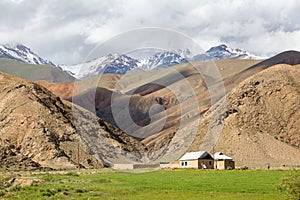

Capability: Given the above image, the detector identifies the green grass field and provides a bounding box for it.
[0,169,287,199]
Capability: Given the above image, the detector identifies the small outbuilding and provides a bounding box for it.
[214,152,235,170]
[179,151,214,169]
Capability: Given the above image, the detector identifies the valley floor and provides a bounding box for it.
[0,168,289,200]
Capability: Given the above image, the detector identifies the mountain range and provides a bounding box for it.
[0,43,263,80]
[38,51,300,167]
[62,44,263,79]
[1,42,300,169]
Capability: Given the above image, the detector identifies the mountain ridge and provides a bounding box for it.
[61,44,263,80]
[1,50,300,168]
[0,43,57,67]
[0,43,263,80]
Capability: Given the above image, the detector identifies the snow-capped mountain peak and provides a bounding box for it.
[0,43,57,67]
[138,49,191,70]
[205,44,263,60]
[60,53,140,79]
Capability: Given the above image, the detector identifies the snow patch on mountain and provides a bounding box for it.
[0,43,57,67]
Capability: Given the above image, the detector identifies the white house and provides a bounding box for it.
[179,151,214,169]
[214,152,235,170]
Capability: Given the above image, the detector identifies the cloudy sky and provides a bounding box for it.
[1,0,300,65]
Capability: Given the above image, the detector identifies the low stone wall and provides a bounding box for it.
[113,164,134,170]
[133,164,160,169]
[160,161,179,169]
[113,163,160,170]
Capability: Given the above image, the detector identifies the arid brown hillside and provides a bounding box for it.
[37,52,300,166]
[35,58,283,160]
[225,51,300,91]
[0,72,145,169]
[39,64,214,139]
[189,64,300,167]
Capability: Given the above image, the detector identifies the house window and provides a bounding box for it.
[209,161,212,166]
[181,161,187,166]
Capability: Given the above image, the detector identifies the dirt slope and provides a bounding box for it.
[0,72,145,169]
[224,51,300,91]
[189,64,300,167]
[37,52,300,165]
[39,64,213,139]
[34,59,273,160]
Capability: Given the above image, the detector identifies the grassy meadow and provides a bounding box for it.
[0,169,288,200]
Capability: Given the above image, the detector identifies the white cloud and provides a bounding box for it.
[0,0,300,64]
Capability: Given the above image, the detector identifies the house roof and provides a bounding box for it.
[179,151,212,161]
[214,152,233,160]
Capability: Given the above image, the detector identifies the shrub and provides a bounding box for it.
[278,169,300,200]
[75,188,86,193]
[0,190,5,197]
[65,172,79,177]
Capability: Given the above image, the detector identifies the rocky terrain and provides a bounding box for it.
[39,62,213,138]
[1,49,300,169]
[36,51,300,166]
[189,64,300,167]
[0,72,145,169]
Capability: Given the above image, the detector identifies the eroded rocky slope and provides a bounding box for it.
[0,72,145,169]
[189,64,300,167]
